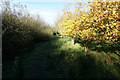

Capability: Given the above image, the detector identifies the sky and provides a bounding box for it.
[9,0,89,26]
[1,0,119,25]
[11,0,93,2]
[20,2,66,26]
[10,1,71,26]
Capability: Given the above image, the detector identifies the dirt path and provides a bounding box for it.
[3,37,66,79]
[3,37,120,79]
[18,38,64,78]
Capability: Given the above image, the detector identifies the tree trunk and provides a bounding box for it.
[85,45,88,52]
[84,41,88,52]
[71,38,74,45]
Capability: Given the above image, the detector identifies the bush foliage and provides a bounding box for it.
[1,1,53,60]
[58,1,120,52]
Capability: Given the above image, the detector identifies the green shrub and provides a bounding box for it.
[1,1,53,61]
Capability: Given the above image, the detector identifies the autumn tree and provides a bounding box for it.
[59,1,120,52]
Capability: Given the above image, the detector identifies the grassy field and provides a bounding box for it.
[3,36,120,79]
